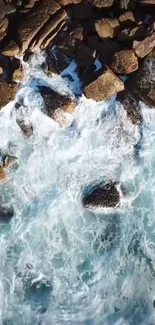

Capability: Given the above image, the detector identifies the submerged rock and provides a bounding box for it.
[82,182,120,209]
[0,199,14,222]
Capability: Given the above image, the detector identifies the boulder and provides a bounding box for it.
[0,0,6,21]
[125,56,155,107]
[117,90,143,125]
[70,2,92,20]
[82,182,120,209]
[2,40,20,57]
[84,67,124,102]
[75,40,95,68]
[118,25,148,42]
[97,40,121,65]
[0,202,14,221]
[90,0,114,7]
[38,86,77,122]
[118,11,136,28]
[95,18,120,39]
[0,80,18,108]
[2,0,61,55]
[111,50,138,75]
[133,32,155,58]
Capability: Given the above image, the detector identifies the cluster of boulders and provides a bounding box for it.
[0,0,155,213]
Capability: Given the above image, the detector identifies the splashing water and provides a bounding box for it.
[0,53,155,325]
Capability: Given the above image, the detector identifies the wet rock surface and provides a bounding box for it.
[82,182,120,208]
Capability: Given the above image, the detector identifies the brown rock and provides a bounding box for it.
[133,32,155,58]
[97,40,121,65]
[2,40,19,56]
[139,0,155,4]
[0,81,18,108]
[11,0,60,54]
[38,86,77,119]
[13,67,24,81]
[84,67,124,102]
[57,0,82,5]
[70,2,92,20]
[90,0,114,7]
[30,10,68,50]
[0,67,3,74]
[70,26,83,41]
[95,18,120,39]
[118,11,136,28]
[0,18,9,41]
[0,0,6,21]
[111,50,138,75]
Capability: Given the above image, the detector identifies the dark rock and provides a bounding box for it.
[118,25,148,42]
[70,2,92,20]
[97,40,121,65]
[118,11,136,28]
[95,18,120,39]
[82,182,120,208]
[84,66,124,102]
[111,50,138,75]
[0,200,14,221]
[15,102,33,137]
[75,39,95,68]
[87,34,99,51]
[2,40,20,57]
[0,0,6,21]
[125,56,155,107]
[133,31,155,58]
[69,25,84,41]
[38,86,77,125]
[117,90,143,125]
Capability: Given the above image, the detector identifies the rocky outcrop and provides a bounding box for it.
[111,50,138,74]
[82,182,120,209]
[84,67,124,102]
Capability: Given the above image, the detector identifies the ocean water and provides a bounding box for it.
[0,53,155,325]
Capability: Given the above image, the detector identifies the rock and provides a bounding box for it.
[90,0,114,7]
[118,11,136,28]
[75,40,95,68]
[139,0,155,4]
[118,0,137,10]
[38,86,77,121]
[69,25,84,41]
[111,50,138,75]
[15,100,33,137]
[95,18,120,39]
[82,182,120,208]
[0,0,6,21]
[2,40,19,56]
[0,18,9,41]
[70,2,92,20]
[84,67,124,102]
[0,81,18,108]
[117,90,143,125]
[31,10,68,50]
[87,34,99,51]
[7,0,61,55]
[13,66,24,81]
[97,40,121,65]
[133,31,155,58]
[57,0,82,5]
[0,202,14,221]
[125,56,155,107]
[118,25,148,42]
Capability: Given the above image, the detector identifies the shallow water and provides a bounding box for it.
[0,53,155,325]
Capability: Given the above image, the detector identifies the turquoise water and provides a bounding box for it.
[0,54,155,325]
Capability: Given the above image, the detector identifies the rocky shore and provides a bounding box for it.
[0,0,155,213]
